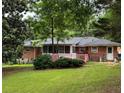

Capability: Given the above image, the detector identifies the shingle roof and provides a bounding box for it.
[24,37,120,47]
[44,37,81,45]
[78,37,120,46]
[24,40,43,47]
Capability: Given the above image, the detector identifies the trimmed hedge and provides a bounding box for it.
[33,55,84,70]
[33,54,52,69]
[54,58,84,68]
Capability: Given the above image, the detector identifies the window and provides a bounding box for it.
[79,47,86,53]
[91,47,98,53]
[65,46,70,53]
[49,46,52,53]
[54,46,58,53]
[25,48,31,51]
[58,46,64,53]
[108,47,112,53]
[43,46,48,53]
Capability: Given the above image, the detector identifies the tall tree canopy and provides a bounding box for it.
[2,0,31,63]
[92,0,121,42]
[28,0,97,53]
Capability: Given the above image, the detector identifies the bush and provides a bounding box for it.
[71,59,83,67]
[54,57,84,68]
[33,54,52,69]
[33,55,84,70]
[53,58,69,68]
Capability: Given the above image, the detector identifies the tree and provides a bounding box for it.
[92,0,121,42]
[28,0,97,53]
[69,0,95,35]
[29,0,71,53]
[2,0,31,63]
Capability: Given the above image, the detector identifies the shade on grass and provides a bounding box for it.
[2,62,120,93]
[2,64,33,68]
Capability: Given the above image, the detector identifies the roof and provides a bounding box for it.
[24,40,43,47]
[77,37,120,46]
[44,37,82,45]
[24,37,120,47]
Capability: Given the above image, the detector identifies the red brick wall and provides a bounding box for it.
[88,46,106,61]
[76,46,118,61]
[113,46,118,58]
[88,46,118,61]
[22,47,42,60]
[35,47,42,57]
[76,54,89,62]
[22,46,118,61]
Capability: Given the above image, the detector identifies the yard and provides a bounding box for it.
[2,62,121,93]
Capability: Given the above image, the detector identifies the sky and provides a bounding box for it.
[22,12,36,20]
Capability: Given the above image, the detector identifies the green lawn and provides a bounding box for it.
[2,62,121,93]
[2,64,33,68]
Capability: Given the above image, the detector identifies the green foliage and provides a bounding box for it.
[3,0,121,64]
[2,0,31,63]
[2,64,33,68]
[54,57,84,68]
[92,0,121,42]
[28,0,96,52]
[71,59,84,67]
[33,54,52,69]
[33,55,84,69]
[53,58,70,68]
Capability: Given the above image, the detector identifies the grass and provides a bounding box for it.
[2,62,121,93]
[2,64,33,77]
[2,64,33,68]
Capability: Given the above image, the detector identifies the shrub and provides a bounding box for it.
[33,55,84,70]
[54,58,69,68]
[54,57,84,68]
[33,54,52,69]
[71,59,83,67]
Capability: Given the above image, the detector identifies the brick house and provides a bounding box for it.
[22,37,120,62]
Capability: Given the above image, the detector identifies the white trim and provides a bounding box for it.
[71,45,76,58]
[72,46,76,53]
[64,45,65,53]
[70,45,73,53]
[106,47,114,60]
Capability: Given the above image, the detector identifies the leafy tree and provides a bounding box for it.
[2,0,31,63]
[28,0,97,53]
[69,0,95,35]
[92,0,121,42]
[28,0,70,53]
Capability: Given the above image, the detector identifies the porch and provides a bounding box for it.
[42,45,89,62]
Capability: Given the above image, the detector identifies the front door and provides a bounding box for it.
[106,47,113,60]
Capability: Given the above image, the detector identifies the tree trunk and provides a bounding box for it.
[51,17,54,53]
